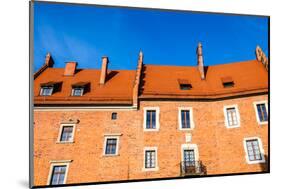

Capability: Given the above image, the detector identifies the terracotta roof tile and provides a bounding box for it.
[34,68,135,105]
[34,59,268,105]
[140,60,268,99]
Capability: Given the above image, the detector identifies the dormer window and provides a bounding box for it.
[221,77,234,88]
[71,82,90,96]
[40,86,53,96]
[40,81,62,96]
[178,79,192,90]
[72,87,84,96]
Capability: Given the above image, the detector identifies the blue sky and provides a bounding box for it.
[34,2,268,72]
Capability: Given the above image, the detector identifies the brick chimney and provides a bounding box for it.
[255,45,268,71]
[99,56,109,84]
[132,51,143,108]
[64,62,77,76]
[196,42,205,80]
[34,52,54,79]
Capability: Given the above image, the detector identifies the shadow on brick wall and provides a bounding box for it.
[259,154,269,172]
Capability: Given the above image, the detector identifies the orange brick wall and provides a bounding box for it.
[33,94,268,186]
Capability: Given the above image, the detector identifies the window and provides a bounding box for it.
[40,86,53,96]
[105,138,117,155]
[71,87,84,96]
[181,144,199,162]
[103,135,120,156]
[183,149,195,166]
[221,77,234,88]
[47,161,71,185]
[243,137,265,164]
[143,147,158,171]
[50,165,67,185]
[145,150,156,168]
[57,124,75,143]
[178,107,194,130]
[223,105,240,128]
[178,79,192,90]
[143,107,160,131]
[146,110,156,129]
[253,101,268,124]
[180,84,192,90]
[223,81,234,88]
[181,144,200,174]
[111,112,117,120]
[40,81,62,96]
[71,82,90,96]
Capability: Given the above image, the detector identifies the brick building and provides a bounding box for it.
[33,43,269,187]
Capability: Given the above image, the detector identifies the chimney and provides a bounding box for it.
[99,56,109,84]
[255,45,268,71]
[64,62,77,76]
[196,42,205,80]
[34,52,54,79]
[45,52,54,67]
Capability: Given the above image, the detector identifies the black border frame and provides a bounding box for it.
[29,1,270,188]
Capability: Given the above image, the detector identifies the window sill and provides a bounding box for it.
[142,167,159,172]
[258,121,268,125]
[225,124,240,129]
[246,159,266,164]
[143,129,159,132]
[56,141,75,144]
[103,154,120,157]
[179,128,194,131]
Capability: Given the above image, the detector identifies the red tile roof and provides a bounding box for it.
[34,59,268,106]
[34,68,135,105]
[140,60,268,99]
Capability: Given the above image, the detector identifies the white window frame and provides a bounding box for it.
[223,104,240,128]
[143,107,160,131]
[178,107,195,130]
[47,160,72,185]
[181,144,201,174]
[103,135,120,156]
[181,144,199,162]
[40,86,54,96]
[142,147,159,171]
[71,87,84,96]
[57,124,76,143]
[253,101,268,125]
[243,137,265,164]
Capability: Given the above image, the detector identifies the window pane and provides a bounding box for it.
[226,108,238,126]
[41,87,53,96]
[145,150,156,168]
[60,126,73,142]
[151,111,156,129]
[257,104,268,122]
[105,138,117,155]
[51,166,66,185]
[181,110,186,128]
[72,87,83,96]
[111,112,117,120]
[146,110,156,129]
[181,110,191,129]
[146,111,151,129]
[246,139,262,161]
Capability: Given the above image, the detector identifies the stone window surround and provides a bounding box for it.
[178,107,195,131]
[181,144,199,162]
[143,107,160,131]
[142,146,159,172]
[253,101,268,125]
[243,137,265,164]
[223,104,241,128]
[56,123,76,144]
[47,160,72,185]
[103,134,121,156]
